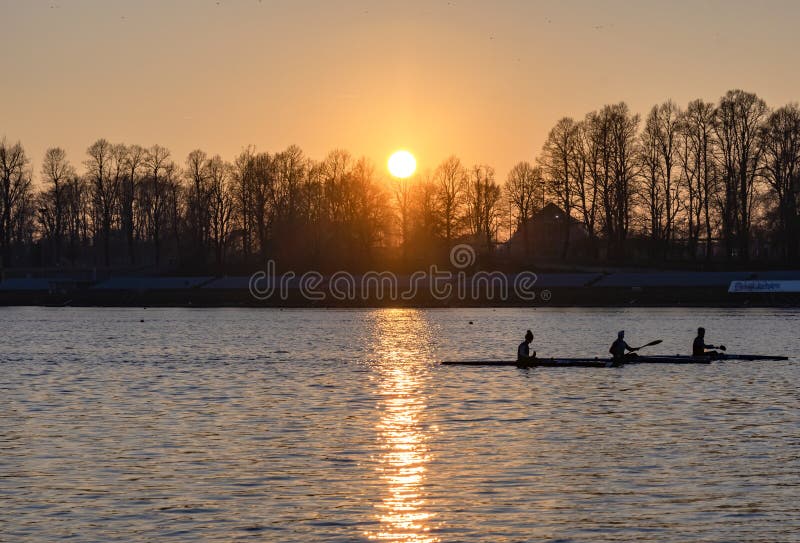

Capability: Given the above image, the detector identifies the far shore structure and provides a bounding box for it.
[2,268,799,307]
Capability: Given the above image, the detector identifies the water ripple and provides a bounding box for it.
[0,307,798,542]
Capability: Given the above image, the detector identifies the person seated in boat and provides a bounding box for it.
[609,330,639,361]
[693,327,722,357]
[517,329,537,362]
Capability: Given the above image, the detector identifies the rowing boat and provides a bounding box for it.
[441,357,702,367]
[696,354,789,361]
[440,353,789,367]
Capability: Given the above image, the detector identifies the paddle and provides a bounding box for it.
[632,339,662,350]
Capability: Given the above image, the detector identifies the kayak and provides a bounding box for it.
[441,357,705,367]
[441,354,789,367]
[698,354,789,361]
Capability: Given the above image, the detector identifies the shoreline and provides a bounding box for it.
[2,294,798,308]
[3,271,800,308]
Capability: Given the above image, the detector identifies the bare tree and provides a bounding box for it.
[63,174,90,264]
[140,145,173,265]
[465,164,501,252]
[433,156,467,243]
[574,119,599,254]
[121,144,146,264]
[300,159,326,265]
[165,161,184,264]
[185,149,210,264]
[350,158,390,255]
[607,103,640,259]
[10,181,36,259]
[271,145,309,264]
[320,149,353,257]
[84,139,122,266]
[38,147,75,264]
[760,103,800,262]
[393,175,413,254]
[314,151,390,266]
[583,105,640,259]
[274,145,305,227]
[410,173,443,245]
[231,147,256,259]
[251,152,277,261]
[504,161,543,256]
[639,101,682,258]
[207,155,235,268]
[678,100,718,259]
[640,112,665,248]
[714,90,769,261]
[0,139,32,266]
[541,117,580,259]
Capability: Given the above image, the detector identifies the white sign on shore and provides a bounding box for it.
[728,280,800,293]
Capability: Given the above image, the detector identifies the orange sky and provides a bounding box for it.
[2,0,800,184]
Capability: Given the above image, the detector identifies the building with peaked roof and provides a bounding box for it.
[505,203,588,257]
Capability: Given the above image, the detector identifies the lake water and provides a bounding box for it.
[1,307,799,542]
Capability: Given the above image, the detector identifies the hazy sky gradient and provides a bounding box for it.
[2,0,800,182]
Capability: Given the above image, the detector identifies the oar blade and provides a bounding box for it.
[637,339,663,349]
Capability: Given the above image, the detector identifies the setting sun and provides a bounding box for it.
[388,150,417,178]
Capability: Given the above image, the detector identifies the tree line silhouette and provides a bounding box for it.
[537,90,799,264]
[1,89,799,274]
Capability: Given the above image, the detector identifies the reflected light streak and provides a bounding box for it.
[366,310,439,543]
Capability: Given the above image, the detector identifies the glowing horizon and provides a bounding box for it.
[3,1,800,181]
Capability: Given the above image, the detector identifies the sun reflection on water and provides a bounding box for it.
[366,310,439,543]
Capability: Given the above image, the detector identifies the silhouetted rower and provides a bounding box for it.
[517,329,536,362]
[693,327,722,357]
[609,330,639,361]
